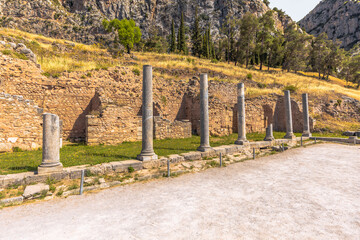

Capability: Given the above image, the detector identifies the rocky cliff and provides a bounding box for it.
[0,0,289,45]
[299,0,360,50]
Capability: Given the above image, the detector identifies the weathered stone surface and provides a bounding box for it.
[198,74,211,152]
[137,65,158,161]
[38,113,63,174]
[235,83,249,145]
[343,131,355,137]
[180,152,202,161]
[168,155,185,164]
[0,196,24,206]
[299,0,360,49]
[111,160,143,172]
[23,183,49,199]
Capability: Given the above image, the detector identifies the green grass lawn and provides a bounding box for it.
[0,131,340,175]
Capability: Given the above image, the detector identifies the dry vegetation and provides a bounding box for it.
[1,28,358,101]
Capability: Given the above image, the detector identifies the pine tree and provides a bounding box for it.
[191,7,202,57]
[170,19,176,53]
[202,33,208,58]
[177,12,187,54]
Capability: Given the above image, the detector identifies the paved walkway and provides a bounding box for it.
[1,144,359,240]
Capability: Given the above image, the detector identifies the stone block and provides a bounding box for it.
[180,152,202,161]
[168,154,185,163]
[213,147,226,155]
[201,149,216,158]
[111,160,143,173]
[23,183,49,199]
[0,196,24,206]
[224,145,239,155]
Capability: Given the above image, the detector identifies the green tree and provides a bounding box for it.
[309,33,330,79]
[170,19,176,53]
[103,18,141,54]
[191,7,202,57]
[239,13,259,68]
[282,23,309,73]
[177,12,187,54]
[256,11,275,70]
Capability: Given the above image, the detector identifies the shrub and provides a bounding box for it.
[0,192,5,199]
[257,83,267,89]
[128,166,135,173]
[56,189,63,197]
[86,72,92,77]
[132,68,140,76]
[283,85,298,93]
[246,73,253,80]
[67,183,79,191]
[12,147,23,152]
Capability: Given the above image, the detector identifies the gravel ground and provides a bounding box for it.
[0,144,359,240]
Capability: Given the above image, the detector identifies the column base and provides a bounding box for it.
[264,137,275,141]
[197,146,212,152]
[37,163,63,174]
[302,132,312,137]
[137,153,158,162]
[284,133,297,140]
[234,139,249,145]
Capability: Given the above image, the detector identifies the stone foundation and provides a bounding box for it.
[0,92,43,152]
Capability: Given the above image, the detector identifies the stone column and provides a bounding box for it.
[264,124,275,141]
[137,65,158,161]
[235,83,249,145]
[302,93,312,137]
[59,120,63,148]
[197,73,212,152]
[38,113,63,174]
[284,90,296,139]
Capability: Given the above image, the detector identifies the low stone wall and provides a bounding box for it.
[0,139,296,188]
[154,117,192,140]
[310,136,359,144]
[0,92,44,152]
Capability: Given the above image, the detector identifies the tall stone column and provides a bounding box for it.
[235,83,249,145]
[197,73,212,152]
[137,65,158,161]
[284,90,296,139]
[302,93,312,137]
[38,113,63,174]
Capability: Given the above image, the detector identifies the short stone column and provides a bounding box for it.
[38,113,63,174]
[302,93,312,137]
[235,83,249,145]
[284,90,296,139]
[264,124,275,141]
[197,73,212,152]
[137,65,158,161]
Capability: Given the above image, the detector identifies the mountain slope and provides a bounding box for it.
[0,0,289,45]
[299,0,360,50]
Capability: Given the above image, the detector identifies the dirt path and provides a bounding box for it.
[1,144,359,240]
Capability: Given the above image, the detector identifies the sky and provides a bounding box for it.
[269,0,322,22]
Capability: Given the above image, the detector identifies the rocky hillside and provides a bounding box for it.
[299,0,360,50]
[0,0,290,45]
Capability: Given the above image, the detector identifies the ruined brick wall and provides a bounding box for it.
[0,54,325,147]
[154,117,192,140]
[0,93,43,152]
[273,96,314,132]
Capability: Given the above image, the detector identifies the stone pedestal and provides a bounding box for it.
[235,83,249,145]
[38,113,63,174]
[264,124,275,141]
[283,90,296,140]
[197,73,212,152]
[137,65,158,161]
[302,93,312,137]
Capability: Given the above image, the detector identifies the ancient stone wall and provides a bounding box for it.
[154,117,192,140]
[0,93,43,152]
[0,53,325,148]
[273,96,314,133]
